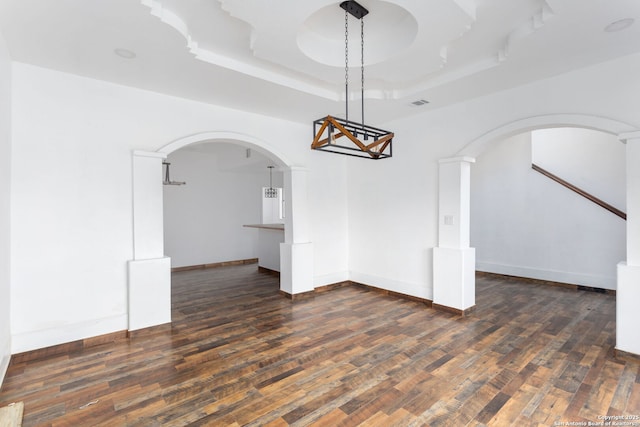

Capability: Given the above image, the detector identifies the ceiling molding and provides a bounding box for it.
[140,0,567,103]
[141,0,339,100]
[2,0,638,124]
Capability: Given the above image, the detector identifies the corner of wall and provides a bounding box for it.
[0,336,9,386]
[0,23,12,389]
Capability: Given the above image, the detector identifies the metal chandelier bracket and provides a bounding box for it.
[162,161,186,186]
[311,0,394,160]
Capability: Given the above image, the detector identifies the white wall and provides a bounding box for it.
[471,132,625,289]
[163,145,281,268]
[347,52,640,301]
[7,49,640,353]
[308,152,349,286]
[532,127,626,211]
[0,30,12,386]
[9,63,349,353]
[347,131,440,300]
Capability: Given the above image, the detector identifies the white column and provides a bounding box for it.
[622,132,640,265]
[280,166,314,295]
[617,132,640,355]
[433,156,476,313]
[132,151,166,259]
[128,151,171,331]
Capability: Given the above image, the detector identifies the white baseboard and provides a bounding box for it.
[313,271,349,287]
[11,314,128,354]
[476,261,616,290]
[349,271,432,300]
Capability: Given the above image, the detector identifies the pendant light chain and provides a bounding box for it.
[361,17,365,128]
[344,8,349,122]
[344,8,366,126]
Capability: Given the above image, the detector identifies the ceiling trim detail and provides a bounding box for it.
[141,0,339,100]
[140,0,611,105]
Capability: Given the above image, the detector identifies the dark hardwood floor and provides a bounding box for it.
[1,265,638,426]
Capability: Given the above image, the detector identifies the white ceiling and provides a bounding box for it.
[0,0,639,125]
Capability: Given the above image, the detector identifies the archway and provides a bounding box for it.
[472,127,624,288]
[128,131,314,332]
[456,114,636,158]
[434,113,640,355]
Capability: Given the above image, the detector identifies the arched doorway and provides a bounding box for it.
[433,114,640,355]
[128,131,314,332]
[162,141,285,275]
[472,127,625,289]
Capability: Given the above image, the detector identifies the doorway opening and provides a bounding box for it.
[470,127,626,291]
[129,131,314,332]
[162,141,285,276]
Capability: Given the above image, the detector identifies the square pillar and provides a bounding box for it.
[281,167,313,296]
[433,156,476,313]
[132,151,166,260]
[616,132,640,355]
[621,132,640,265]
[280,242,314,295]
[129,151,171,331]
[433,247,475,312]
[617,262,640,355]
[128,257,171,331]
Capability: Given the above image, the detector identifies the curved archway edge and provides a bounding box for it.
[158,131,293,169]
[456,114,637,158]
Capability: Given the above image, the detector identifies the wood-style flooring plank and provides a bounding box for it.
[0,265,638,426]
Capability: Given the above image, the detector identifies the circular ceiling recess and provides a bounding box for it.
[297,0,418,67]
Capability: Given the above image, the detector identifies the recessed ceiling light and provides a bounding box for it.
[604,18,635,33]
[114,48,136,59]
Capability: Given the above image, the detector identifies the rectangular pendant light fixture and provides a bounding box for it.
[311,1,394,160]
[312,115,393,159]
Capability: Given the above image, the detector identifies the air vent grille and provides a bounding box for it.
[411,99,430,106]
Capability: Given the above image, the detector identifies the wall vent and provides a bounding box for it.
[411,99,430,106]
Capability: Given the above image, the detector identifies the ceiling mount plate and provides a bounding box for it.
[340,1,369,19]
